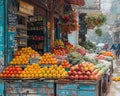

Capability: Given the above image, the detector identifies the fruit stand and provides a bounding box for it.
[0,44,114,96]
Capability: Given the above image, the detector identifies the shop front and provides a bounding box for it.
[0,0,114,96]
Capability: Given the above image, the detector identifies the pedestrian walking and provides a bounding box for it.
[110,42,118,59]
[104,41,109,51]
[116,43,120,59]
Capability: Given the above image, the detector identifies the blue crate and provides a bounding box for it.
[57,89,95,96]
[37,88,54,94]
[57,83,78,90]
[56,81,99,96]
[57,89,77,96]
[79,84,95,91]
[77,91,95,96]
[30,82,54,88]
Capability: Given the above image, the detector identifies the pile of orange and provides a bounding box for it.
[10,54,30,65]
[40,65,67,79]
[61,60,71,68]
[102,51,114,59]
[39,53,58,65]
[10,47,36,65]
[20,64,67,79]
[20,63,41,78]
[53,50,67,56]
[17,47,35,56]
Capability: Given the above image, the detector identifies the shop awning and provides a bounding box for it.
[66,0,85,6]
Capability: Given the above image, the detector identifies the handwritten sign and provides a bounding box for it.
[19,0,34,16]
[8,0,18,32]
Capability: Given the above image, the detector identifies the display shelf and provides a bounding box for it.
[17,14,27,50]
[17,24,27,30]
[28,40,44,42]
[27,15,44,54]
[17,44,27,47]
[15,36,28,38]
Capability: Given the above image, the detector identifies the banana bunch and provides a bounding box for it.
[54,39,64,46]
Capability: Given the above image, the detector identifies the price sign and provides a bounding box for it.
[8,0,18,32]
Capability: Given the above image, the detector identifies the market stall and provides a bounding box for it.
[0,0,114,96]
[0,44,114,96]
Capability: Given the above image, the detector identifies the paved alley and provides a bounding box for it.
[107,60,120,96]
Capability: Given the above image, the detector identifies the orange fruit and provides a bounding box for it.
[48,74,52,78]
[52,74,56,78]
[33,71,37,74]
[23,74,27,78]
[44,74,48,78]
[31,74,34,78]
[39,74,43,78]
[34,74,39,78]
[19,74,23,78]
[57,74,61,78]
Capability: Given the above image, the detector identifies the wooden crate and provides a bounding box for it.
[56,80,100,96]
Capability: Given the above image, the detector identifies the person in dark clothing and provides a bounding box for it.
[116,43,120,59]
[104,42,108,51]
[110,43,118,59]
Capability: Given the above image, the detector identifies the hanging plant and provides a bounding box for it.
[61,12,78,34]
[97,14,107,27]
[95,28,103,36]
[85,15,97,29]
[85,13,107,29]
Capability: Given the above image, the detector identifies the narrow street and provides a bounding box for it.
[107,60,120,96]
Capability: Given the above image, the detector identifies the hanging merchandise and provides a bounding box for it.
[85,13,107,29]
[94,28,103,37]
[61,12,78,34]
[66,0,85,6]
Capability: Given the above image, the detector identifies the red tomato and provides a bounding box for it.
[3,74,7,78]
[79,75,83,80]
[94,75,99,80]
[83,75,89,80]
[86,71,91,76]
[7,74,11,78]
[77,71,82,75]
[16,67,22,71]
[75,75,79,80]
[10,71,14,74]
[2,70,6,74]
[70,75,75,80]
[4,68,9,71]
[18,71,22,74]
[5,70,10,74]
[12,67,16,71]
[0,74,3,78]
[14,71,17,74]
[9,67,13,71]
